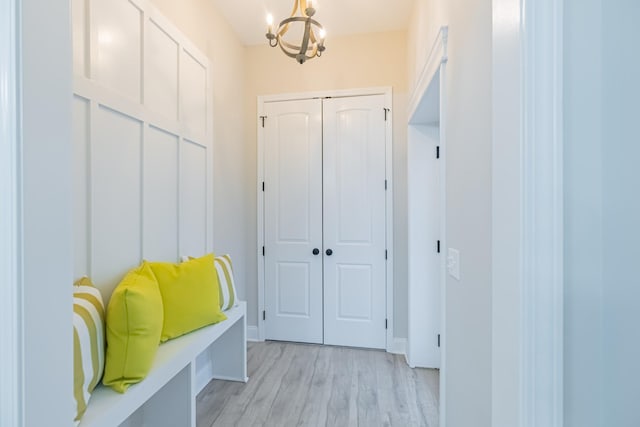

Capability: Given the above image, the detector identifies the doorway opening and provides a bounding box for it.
[256,87,394,351]
[406,26,448,427]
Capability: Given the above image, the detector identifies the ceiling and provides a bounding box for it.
[212,0,415,46]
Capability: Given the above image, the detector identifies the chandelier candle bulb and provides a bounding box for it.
[266,14,273,34]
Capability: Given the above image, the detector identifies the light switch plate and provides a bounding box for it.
[447,248,460,281]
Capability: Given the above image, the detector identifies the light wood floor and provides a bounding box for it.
[197,341,439,427]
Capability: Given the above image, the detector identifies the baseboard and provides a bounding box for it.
[247,325,260,342]
[196,361,214,394]
[388,337,407,356]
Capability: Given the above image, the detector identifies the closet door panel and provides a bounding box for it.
[323,95,387,349]
[264,99,323,344]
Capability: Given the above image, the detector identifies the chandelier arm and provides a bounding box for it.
[299,19,312,55]
[279,37,317,53]
[279,40,318,60]
[280,0,302,36]
[277,17,323,39]
[277,41,301,59]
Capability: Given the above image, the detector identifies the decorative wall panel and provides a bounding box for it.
[72,0,213,303]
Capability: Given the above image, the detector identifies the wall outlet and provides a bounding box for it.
[447,248,460,281]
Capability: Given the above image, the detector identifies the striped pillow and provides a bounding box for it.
[181,254,238,311]
[214,255,238,311]
[73,277,105,424]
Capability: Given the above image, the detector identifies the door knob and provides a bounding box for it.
[312,248,320,255]
[326,249,333,256]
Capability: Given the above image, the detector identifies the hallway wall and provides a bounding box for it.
[408,0,493,426]
[564,0,640,425]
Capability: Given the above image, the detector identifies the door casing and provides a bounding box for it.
[257,87,394,351]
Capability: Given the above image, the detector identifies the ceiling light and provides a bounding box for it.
[266,0,326,65]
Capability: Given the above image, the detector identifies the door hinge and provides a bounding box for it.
[438,334,441,348]
[260,116,267,128]
[385,249,388,260]
[384,108,390,121]
[263,310,266,321]
[385,319,388,329]
[436,146,440,159]
[262,181,265,192]
[384,179,388,190]
[262,246,265,256]
[437,240,441,253]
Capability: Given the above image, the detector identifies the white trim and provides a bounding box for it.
[258,86,392,104]
[492,0,564,425]
[407,26,449,378]
[256,98,266,341]
[256,87,394,351]
[388,338,407,356]
[246,326,260,342]
[521,0,564,425]
[408,28,448,121]
[0,0,23,424]
[437,53,448,427]
[195,361,214,394]
[383,88,394,353]
[407,26,448,427]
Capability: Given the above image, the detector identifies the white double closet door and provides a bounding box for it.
[264,95,388,349]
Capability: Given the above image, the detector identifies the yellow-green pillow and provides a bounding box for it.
[148,254,227,342]
[103,263,163,393]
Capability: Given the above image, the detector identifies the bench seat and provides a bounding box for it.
[80,301,247,427]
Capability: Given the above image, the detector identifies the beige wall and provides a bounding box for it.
[149,0,253,307]
[244,31,409,335]
[408,0,493,426]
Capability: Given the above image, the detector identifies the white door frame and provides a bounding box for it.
[257,86,394,351]
[492,0,564,426]
[0,0,23,424]
[407,26,448,427]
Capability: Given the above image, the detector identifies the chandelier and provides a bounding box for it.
[266,0,326,64]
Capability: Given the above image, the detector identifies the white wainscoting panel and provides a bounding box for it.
[143,126,179,261]
[180,51,208,137]
[93,0,143,103]
[73,96,90,279]
[72,0,213,304]
[179,140,208,257]
[145,19,179,121]
[72,0,87,77]
[91,106,143,297]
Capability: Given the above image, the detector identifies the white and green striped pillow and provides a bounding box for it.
[73,277,105,425]
[181,254,238,311]
[214,255,238,311]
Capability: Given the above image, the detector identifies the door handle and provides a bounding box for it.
[312,248,320,255]
[325,249,333,256]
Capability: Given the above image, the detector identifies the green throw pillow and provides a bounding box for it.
[148,253,227,342]
[103,263,163,393]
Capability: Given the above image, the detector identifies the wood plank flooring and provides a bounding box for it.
[196,342,439,427]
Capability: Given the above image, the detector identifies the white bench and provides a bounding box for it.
[80,301,248,427]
